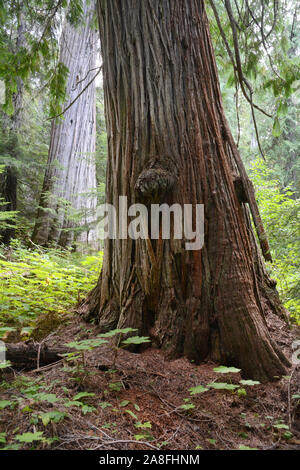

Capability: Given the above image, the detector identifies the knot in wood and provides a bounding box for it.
[135,166,175,200]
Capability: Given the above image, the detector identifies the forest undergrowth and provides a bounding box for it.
[0,240,299,450]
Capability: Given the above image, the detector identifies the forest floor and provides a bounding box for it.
[1,314,300,451]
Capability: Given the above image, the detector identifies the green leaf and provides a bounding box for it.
[189,385,209,395]
[81,404,96,415]
[207,382,239,391]
[119,400,130,407]
[99,328,137,338]
[39,411,67,427]
[109,382,122,392]
[277,101,288,117]
[180,403,196,410]
[73,392,95,401]
[124,409,138,420]
[272,118,281,137]
[0,360,12,369]
[239,380,260,386]
[208,439,216,445]
[0,400,12,409]
[99,402,112,409]
[213,366,241,374]
[121,336,151,346]
[239,445,258,450]
[65,338,107,350]
[15,432,44,443]
[273,423,289,430]
[33,393,59,404]
[135,421,152,429]
[134,434,148,441]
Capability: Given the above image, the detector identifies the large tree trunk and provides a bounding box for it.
[32,0,98,251]
[82,0,290,382]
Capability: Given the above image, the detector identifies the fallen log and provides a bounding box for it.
[3,342,70,370]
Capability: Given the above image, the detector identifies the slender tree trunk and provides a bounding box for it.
[32,0,98,251]
[82,0,290,382]
[0,8,25,244]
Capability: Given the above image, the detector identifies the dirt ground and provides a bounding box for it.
[0,315,299,451]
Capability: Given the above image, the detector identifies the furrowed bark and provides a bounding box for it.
[82,0,290,382]
[32,0,98,251]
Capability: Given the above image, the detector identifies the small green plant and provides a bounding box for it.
[186,366,261,406]
[64,328,151,371]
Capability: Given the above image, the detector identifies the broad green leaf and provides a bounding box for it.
[213,366,241,374]
[240,380,260,386]
[39,411,67,426]
[134,434,148,441]
[207,382,239,391]
[135,421,152,429]
[0,400,12,409]
[121,336,151,346]
[180,403,196,410]
[33,393,59,404]
[73,392,95,401]
[189,385,209,395]
[0,361,12,369]
[99,328,137,338]
[99,402,112,409]
[272,118,281,137]
[124,409,138,420]
[15,432,44,443]
[273,424,289,430]
[119,400,130,407]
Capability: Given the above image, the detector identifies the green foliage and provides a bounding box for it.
[189,385,209,395]
[48,62,69,118]
[38,411,67,427]
[207,382,240,391]
[0,0,73,118]
[249,159,300,323]
[184,368,263,414]
[64,328,150,372]
[15,431,44,443]
[239,445,258,450]
[0,241,102,336]
[0,400,12,409]
[240,380,260,386]
[121,336,151,346]
[213,366,241,374]
[208,0,300,136]
[0,165,18,231]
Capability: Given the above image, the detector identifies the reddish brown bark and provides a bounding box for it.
[82,0,290,382]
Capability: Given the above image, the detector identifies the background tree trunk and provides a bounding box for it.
[32,0,98,251]
[83,0,290,382]
[0,7,25,244]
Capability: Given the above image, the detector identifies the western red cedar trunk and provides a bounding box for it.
[32,0,98,251]
[83,0,290,382]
